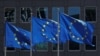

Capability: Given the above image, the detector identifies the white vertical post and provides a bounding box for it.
[30,12,33,56]
[57,8,60,56]
[5,22,7,56]
[4,47,7,56]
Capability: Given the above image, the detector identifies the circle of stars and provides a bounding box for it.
[41,21,58,42]
[66,16,89,41]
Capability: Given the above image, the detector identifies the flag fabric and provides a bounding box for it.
[59,13,94,46]
[32,17,57,45]
[32,17,68,45]
[51,20,69,43]
[5,22,31,49]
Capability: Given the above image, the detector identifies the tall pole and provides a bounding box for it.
[30,12,33,56]
[4,47,7,56]
[57,8,60,56]
[5,22,7,56]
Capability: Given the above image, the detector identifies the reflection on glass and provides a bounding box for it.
[53,43,63,50]
[37,8,48,19]
[21,8,32,22]
[85,36,96,50]
[85,7,96,21]
[68,7,80,19]
[5,8,15,22]
[35,43,48,50]
[69,41,80,50]
[7,47,15,50]
[52,7,64,21]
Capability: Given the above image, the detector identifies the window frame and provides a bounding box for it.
[84,35,97,51]
[4,7,16,23]
[36,7,48,19]
[84,6,97,22]
[20,7,32,23]
[68,7,81,19]
[52,43,64,52]
[68,41,81,52]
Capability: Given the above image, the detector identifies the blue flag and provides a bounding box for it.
[50,20,69,43]
[32,17,57,45]
[32,17,69,45]
[5,22,30,49]
[59,13,94,46]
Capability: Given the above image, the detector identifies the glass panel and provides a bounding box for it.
[7,47,15,50]
[52,7,64,51]
[68,7,80,50]
[68,7,80,19]
[85,7,96,21]
[53,43,63,50]
[85,36,96,50]
[35,43,48,50]
[5,8,15,22]
[21,7,32,22]
[69,41,80,50]
[37,7,48,19]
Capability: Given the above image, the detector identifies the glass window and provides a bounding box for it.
[68,7,80,50]
[5,8,16,22]
[35,7,48,51]
[52,7,64,51]
[35,43,48,51]
[52,43,64,50]
[36,7,48,19]
[68,41,80,50]
[6,47,15,50]
[85,7,96,21]
[68,7,80,19]
[85,36,96,50]
[21,7,32,22]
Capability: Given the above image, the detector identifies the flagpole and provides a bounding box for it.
[4,47,7,56]
[57,8,60,56]
[30,12,33,56]
[5,22,7,56]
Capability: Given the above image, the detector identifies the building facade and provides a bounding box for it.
[0,0,100,56]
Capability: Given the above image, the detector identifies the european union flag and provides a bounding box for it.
[32,16,69,45]
[50,20,69,43]
[59,13,94,46]
[5,22,30,49]
[32,17,57,45]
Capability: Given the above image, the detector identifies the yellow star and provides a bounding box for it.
[86,32,88,34]
[18,42,20,44]
[14,34,16,36]
[70,22,73,25]
[15,38,18,41]
[69,26,71,29]
[42,29,44,32]
[46,21,49,24]
[82,38,84,40]
[43,25,46,28]
[77,38,80,40]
